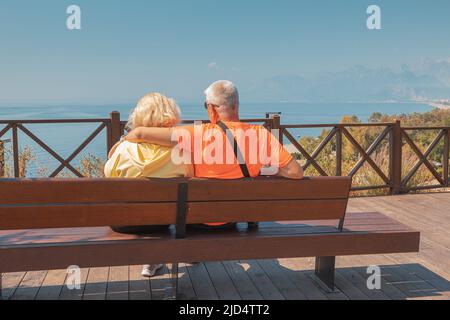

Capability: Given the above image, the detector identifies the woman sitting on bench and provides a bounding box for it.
[105,92,193,277]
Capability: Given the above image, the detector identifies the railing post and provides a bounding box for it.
[271,114,283,145]
[390,120,402,194]
[335,126,342,176]
[443,128,449,187]
[12,124,19,178]
[107,111,122,153]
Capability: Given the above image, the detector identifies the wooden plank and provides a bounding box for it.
[0,203,176,230]
[257,260,307,300]
[238,260,285,300]
[0,227,164,246]
[185,263,219,300]
[248,222,412,234]
[390,195,450,225]
[388,256,448,281]
[0,197,348,231]
[35,269,67,300]
[387,266,446,300]
[1,272,25,300]
[188,200,348,223]
[107,266,129,300]
[0,225,340,247]
[222,261,263,300]
[0,179,180,205]
[10,270,47,300]
[413,239,450,272]
[150,264,173,300]
[204,262,241,300]
[129,265,151,300]
[0,229,420,273]
[0,177,351,205]
[334,271,370,300]
[277,258,330,300]
[177,263,197,301]
[82,267,109,300]
[59,267,89,300]
[351,198,436,235]
[0,212,417,246]
[188,177,351,201]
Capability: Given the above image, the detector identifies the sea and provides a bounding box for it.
[0,102,431,176]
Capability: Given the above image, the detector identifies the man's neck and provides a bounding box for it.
[218,114,240,122]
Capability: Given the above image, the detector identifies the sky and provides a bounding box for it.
[1,0,450,105]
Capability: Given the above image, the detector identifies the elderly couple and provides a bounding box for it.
[105,80,304,277]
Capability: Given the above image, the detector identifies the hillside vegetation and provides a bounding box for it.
[294,108,450,195]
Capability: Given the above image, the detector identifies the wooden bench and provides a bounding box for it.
[0,176,420,299]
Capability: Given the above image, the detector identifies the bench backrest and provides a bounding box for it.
[0,177,352,231]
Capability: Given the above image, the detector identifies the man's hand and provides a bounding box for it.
[276,159,304,180]
[125,127,177,147]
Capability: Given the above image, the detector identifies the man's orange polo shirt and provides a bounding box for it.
[176,121,293,179]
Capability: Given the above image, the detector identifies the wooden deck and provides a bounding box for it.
[2,192,449,300]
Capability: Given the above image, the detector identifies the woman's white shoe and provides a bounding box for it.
[141,264,164,277]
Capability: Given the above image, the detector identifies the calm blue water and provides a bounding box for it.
[0,102,431,176]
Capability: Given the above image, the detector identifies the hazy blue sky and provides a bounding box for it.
[1,0,450,104]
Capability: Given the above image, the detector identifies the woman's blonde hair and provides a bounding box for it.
[127,93,181,130]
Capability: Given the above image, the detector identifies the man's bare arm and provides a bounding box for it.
[125,127,177,147]
[276,159,304,180]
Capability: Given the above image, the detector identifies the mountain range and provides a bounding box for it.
[243,59,450,103]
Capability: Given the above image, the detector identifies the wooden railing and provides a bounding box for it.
[274,118,449,194]
[0,116,114,178]
[401,126,449,192]
[1,112,449,194]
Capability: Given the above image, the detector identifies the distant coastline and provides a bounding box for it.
[428,100,450,109]
[415,98,450,110]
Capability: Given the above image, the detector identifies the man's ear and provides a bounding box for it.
[207,106,219,124]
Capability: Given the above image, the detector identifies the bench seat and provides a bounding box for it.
[0,212,420,274]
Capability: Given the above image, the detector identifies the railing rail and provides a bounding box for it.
[0,111,449,194]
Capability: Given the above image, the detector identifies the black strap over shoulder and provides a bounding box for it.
[217,121,251,178]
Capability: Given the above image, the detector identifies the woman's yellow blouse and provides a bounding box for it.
[104,141,193,178]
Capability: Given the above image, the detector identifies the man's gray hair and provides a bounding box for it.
[204,80,239,109]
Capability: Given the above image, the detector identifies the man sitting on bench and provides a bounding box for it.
[125,80,303,183]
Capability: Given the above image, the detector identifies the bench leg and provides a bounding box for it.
[165,263,179,300]
[315,256,336,292]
